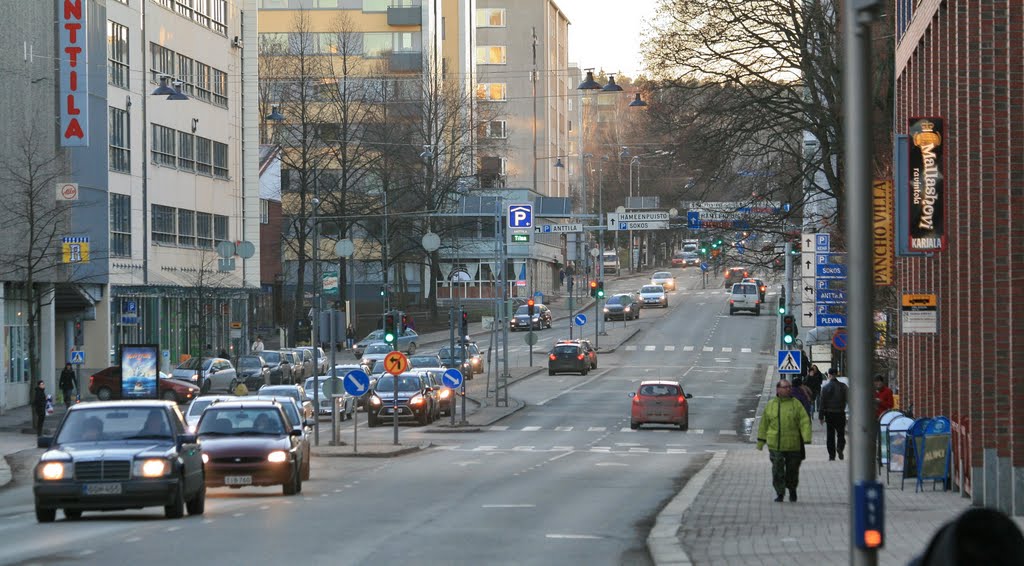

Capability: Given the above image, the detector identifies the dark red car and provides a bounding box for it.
[196,400,304,495]
[630,380,693,430]
[88,366,199,404]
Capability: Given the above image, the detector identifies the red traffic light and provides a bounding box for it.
[527,298,535,307]
[589,281,597,290]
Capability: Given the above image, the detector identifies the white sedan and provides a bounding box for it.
[638,284,669,308]
[650,271,676,291]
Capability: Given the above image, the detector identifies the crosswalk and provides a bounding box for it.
[452,425,743,435]
[623,345,754,353]
[434,445,694,455]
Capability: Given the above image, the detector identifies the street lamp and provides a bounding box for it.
[310,196,322,446]
[628,93,648,107]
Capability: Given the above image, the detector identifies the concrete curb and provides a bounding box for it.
[647,450,727,566]
[311,442,433,458]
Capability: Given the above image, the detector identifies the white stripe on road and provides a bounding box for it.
[664,345,676,351]
[741,347,752,353]
[513,446,535,451]
[721,347,733,352]
[667,448,688,454]
[554,426,573,432]
[644,345,656,351]
[488,425,509,431]
[587,426,606,432]
[521,426,542,431]
[683,346,695,352]
[703,346,714,352]
[625,345,637,351]
[546,534,604,540]
[483,504,536,508]
[474,445,498,451]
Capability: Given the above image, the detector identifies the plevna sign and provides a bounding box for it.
[907,117,944,252]
[60,0,89,147]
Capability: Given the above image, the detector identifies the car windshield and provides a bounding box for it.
[187,398,218,417]
[197,407,287,436]
[262,351,281,363]
[409,356,440,367]
[255,397,300,426]
[607,296,626,305]
[514,305,537,316]
[375,375,421,392]
[640,286,664,293]
[437,348,464,360]
[258,386,299,401]
[57,407,174,443]
[683,252,697,259]
[733,285,757,295]
[365,344,392,354]
[653,272,671,279]
[238,357,262,369]
[176,357,209,371]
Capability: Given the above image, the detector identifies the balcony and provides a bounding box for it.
[389,51,422,72]
[387,6,421,26]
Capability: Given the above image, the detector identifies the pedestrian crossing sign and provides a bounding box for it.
[777,350,802,374]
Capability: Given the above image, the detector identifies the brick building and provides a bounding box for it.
[893,0,1023,514]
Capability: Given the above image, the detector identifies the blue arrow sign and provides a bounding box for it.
[816,263,847,279]
[816,313,847,327]
[816,289,848,304]
[777,350,802,374]
[574,313,587,327]
[687,211,701,229]
[343,369,371,397]
[442,368,464,389]
[700,262,709,272]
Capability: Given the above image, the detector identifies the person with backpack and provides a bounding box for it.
[818,368,849,461]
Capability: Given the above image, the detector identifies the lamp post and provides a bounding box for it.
[310,196,321,446]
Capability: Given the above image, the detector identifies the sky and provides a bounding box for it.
[556,0,661,79]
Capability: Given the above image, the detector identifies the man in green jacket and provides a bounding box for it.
[757,378,812,502]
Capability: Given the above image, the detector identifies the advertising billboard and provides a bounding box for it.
[907,117,945,252]
[120,344,159,400]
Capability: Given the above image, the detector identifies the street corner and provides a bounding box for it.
[2,447,45,489]
[310,442,434,459]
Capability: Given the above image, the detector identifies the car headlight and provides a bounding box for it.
[267,451,288,463]
[439,389,451,399]
[624,306,631,312]
[133,458,171,478]
[603,307,610,313]
[38,461,67,481]
[409,394,425,406]
[201,453,209,464]
[369,395,382,407]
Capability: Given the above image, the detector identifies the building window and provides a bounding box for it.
[177,209,195,246]
[213,142,228,178]
[260,199,270,224]
[107,21,129,89]
[110,193,131,257]
[109,107,130,173]
[150,43,175,83]
[214,215,229,243]
[363,33,392,57]
[194,62,212,102]
[475,45,506,65]
[196,137,212,175]
[177,132,194,171]
[152,124,176,167]
[362,0,388,12]
[476,83,507,101]
[152,204,177,244]
[176,53,194,96]
[212,69,228,107]
[197,212,213,248]
[477,8,505,27]
[479,120,507,139]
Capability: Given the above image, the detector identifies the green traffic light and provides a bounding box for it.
[384,332,395,343]
[597,290,605,299]
[778,306,786,315]
[783,335,794,344]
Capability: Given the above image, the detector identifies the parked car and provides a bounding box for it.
[88,366,199,404]
[556,339,597,369]
[183,395,236,432]
[195,400,304,495]
[281,349,314,382]
[295,346,328,375]
[437,347,474,380]
[630,380,693,430]
[604,293,641,321]
[259,351,293,385]
[33,401,205,522]
[729,282,762,315]
[353,328,419,356]
[366,373,436,427]
[650,271,677,291]
[235,355,270,390]
[303,376,357,420]
[510,303,553,331]
[170,357,237,394]
[547,342,590,376]
[250,395,313,481]
[638,284,669,308]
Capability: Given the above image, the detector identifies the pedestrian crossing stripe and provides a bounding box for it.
[436,445,691,455]
[777,350,802,374]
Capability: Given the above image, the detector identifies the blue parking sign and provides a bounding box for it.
[508,204,533,228]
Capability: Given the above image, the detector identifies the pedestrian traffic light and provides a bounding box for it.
[74,319,83,346]
[589,280,598,297]
[778,298,787,315]
[527,298,535,316]
[379,286,386,297]
[782,314,797,345]
[383,312,396,345]
[596,281,605,299]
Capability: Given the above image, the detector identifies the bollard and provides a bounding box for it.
[331,395,340,446]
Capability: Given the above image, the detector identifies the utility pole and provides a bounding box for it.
[311,197,321,446]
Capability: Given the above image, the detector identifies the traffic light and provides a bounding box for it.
[596,281,605,299]
[379,286,386,297]
[527,298,535,316]
[699,243,708,256]
[782,314,797,345]
[777,297,787,315]
[589,280,598,298]
[460,310,469,335]
[383,312,396,345]
[74,319,83,346]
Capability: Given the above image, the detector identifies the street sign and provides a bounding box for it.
[508,204,532,228]
[383,351,409,376]
[510,232,531,243]
[686,211,701,229]
[618,211,669,222]
[777,350,802,374]
[343,369,371,396]
[70,350,85,364]
[610,220,669,231]
[121,300,138,325]
[815,233,831,252]
[817,313,847,327]
[700,262,709,272]
[56,182,79,201]
[801,282,816,303]
[524,332,538,346]
[816,263,847,279]
[442,368,464,389]
[801,251,816,273]
[817,289,848,304]
[321,377,344,397]
[574,313,587,327]
[802,310,816,328]
[832,329,848,351]
[534,223,583,234]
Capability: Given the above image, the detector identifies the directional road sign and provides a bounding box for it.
[508,204,533,228]
[815,233,831,252]
[686,211,701,229]
[442,368,464,389]
[383,351,409,376]
[343,369,371,397]
[612,220,668,231]
[778,350,802,374]
[321,377,344,397]
[534,223,583,234]
[700,262,709,272]
[619,211,670,222]
[70,350,85,364]
[574,313,587,327]
[816,263,848,279]
[817,313,847,327]
[817,289,848,304]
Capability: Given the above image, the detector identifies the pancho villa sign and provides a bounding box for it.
[60,0,89,147]
[907,117,944,252]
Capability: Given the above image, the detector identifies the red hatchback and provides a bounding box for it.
[630,380,693,430]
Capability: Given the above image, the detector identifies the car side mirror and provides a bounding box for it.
[177,433,197,448]
[37,436,53,449]
[685,393,693,399]
[629,392,636,398]
[289,429,302,437]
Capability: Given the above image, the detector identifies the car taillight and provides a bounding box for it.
[633,395,641,404]
[89,376,94,387]
[724,271,729,277]
[577,354,585,361]
[549,354,556,361]
[760,286,766,292]
[677,395,686,405]
[755,300,760,304]
[729,300,734,305]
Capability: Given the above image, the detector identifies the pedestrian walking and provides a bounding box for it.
[805,364,824,412]
[756,378,812,502]
[791,376,814,418]
[874,374,894,418]
[31,380,48,436]
[345,325,356,349]
[818,368,849,461]
[251,335,265,353]
[59,363,77,409]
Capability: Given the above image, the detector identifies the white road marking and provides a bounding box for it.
[687,429,705,434]
[644,345,656,351]
[554,426,573,432]
[587,426,606,432]
[513,446,535,451]
[596,462,629,467]
[166,526,181,532]
[628,447,650,453]
[741,348,752,353]
[79,550,96,556]
[664,345,676,351]
[521,426,542,431]
[616,442,643,446]
[667,448,688,454]
[482,504,536,508]
[457,461,481,467]
[551,446,574,451]
[702,346,714,352]
[548,451,574,462]
[683,346,695,352]
[693,395,715,399]
[621,427,635,432]
[720,430,738,435]
[473,446,498,451]
[625,345,638,351]
[715,358,731,363]
[202,519,214,524]
[126,537,142,543]
[590,446,612,452]
[233,512,245,517]
[488,425,509,431]
[721,347,733,352]
[546,534,603,540]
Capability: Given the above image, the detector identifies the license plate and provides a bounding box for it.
[83,482,122,495]
[385,408,395,414]
[224,475,252,486]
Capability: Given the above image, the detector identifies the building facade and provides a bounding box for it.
[893,0,1023,514]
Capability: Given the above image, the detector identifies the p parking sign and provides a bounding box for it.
[508,204,533,228]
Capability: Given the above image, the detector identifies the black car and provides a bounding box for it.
[236,355,270,390]
[510,303,552,331]
[366,373,436,427]
[33,401,205,522]
[548,342,590,376]
[604,293,641,321]
[260,351,293,385]
[437,347,474,380]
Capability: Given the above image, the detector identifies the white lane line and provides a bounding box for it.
[233,512,245,517]
[596,462,629,467]
[513,446,535,451]
[644,345,656,351]
[714,358,731,363]
[548,451,574,462]
[546,534,603,540]
[551,446,574,451]
[667,448,688,454]
[554,426,573,432]
[687,429,705,434]
[625,345,638,351]
[488,425,509,431]
[521,426,542,431]
[721,347,733,352]
[474,445,498,451]
[587,426,606,432]
[126,537,142,543]
[166,526,181,532]
[664,345,676,351]
[590,446,612,452]
[702,346,714,352]
[628,447,650,453]
[482,504,536,508]
[741,348,752,353]
[683,346,695,352]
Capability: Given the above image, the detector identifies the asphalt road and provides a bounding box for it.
[0,268,777,566]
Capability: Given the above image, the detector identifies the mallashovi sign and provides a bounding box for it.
[907,117,945,252]
[872,180,894,286]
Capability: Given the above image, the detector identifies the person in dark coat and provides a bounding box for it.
[908,507,1024,566]
[791,377,814,418]
[31,380,48,436]
[818,368,848,461]
[59,363,77,409]
[805,364,825,412]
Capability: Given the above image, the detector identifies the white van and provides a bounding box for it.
[602,251,621,274]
